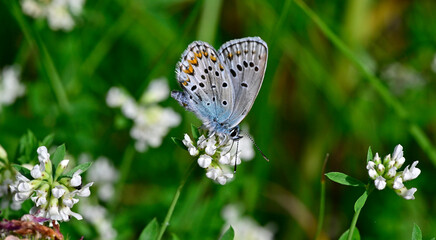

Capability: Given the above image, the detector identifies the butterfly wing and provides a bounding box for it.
[218,37,268,128]
[171,41,235,126]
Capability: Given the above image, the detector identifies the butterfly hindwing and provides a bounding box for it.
[218,37,268,128]
[173,41,234,124]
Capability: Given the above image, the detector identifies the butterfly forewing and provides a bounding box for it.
[218,37,268,127]
[174,41,234,124]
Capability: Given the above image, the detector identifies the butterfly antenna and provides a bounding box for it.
[240,130,270,162]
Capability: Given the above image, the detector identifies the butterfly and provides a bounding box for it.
[171,37,268,145]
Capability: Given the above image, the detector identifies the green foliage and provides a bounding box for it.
[13,164,32,179]
[51,144,65,168]
[412,224,422,240]
[139,218,159,240]
[60,162,93,178]
[339,228,361,240]
[325,172,365,187]
[366,147,373,163]
[220,226,235,240]
[171,137,188,151]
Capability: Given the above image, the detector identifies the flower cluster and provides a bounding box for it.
[221,204,275,240]
[367,144,421,200]
[10,146,93,221]
[182,129,254,185]
[21,0,85,31]
[106,78,181,152]
[0,65,25,111]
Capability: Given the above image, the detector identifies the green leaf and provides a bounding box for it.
[412,223,422,240]
[172,137,188,151]
[52,144,66,168]
[221,226,235,240]
[171,233,180,240]
[354,190,369,212]
[13,164,32,179]
[61,162,93,178]
[191,124,200,140]
[366,146,373,163]
[139,218,159,240]
[41,134,55,147]
[339,228,360,240]
[325,172,365,187]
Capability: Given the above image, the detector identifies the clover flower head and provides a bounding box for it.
[21,0,86,31]
[180,127,255,185]
[10,145,93,222]
[107,78,181,152]
[366,144,421,200]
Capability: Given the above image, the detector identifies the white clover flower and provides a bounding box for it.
[402,161,421,181]
[107,79,181,152]
[11,145,93,222]
[180,127,255,185]
[20,0,85,31]
[367,144,420,200]
[0,65,25,110]
[70,169,83,187]
[198,154,212,168]
[397,187,417,200]
[374,176,386,190]
[221,204,275,240]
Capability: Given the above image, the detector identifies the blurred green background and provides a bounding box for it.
[1,0,436,239]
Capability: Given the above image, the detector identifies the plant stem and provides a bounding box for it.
[347,185,373,240]
[315,154,328,240]
[8,0,70,111]
[293,0,436,165]
[157,160,196,240]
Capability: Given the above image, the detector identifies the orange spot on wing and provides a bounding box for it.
[182,81,188,86]
[195,51,202,59]
[183,64,194,75]
[210,55,217,62]
[188,57,198,66]
[236,50,241,55]
[203,51,208,58]
[228,53,233,60]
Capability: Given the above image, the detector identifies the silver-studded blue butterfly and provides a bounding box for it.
[171,37,268,144]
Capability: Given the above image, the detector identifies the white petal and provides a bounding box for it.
[70,170,83,187]
[52,186,66,198]
[197,155,212,168]
[387,167,397,178]
[31,165,42,179]
[392,176,404,190]
[366,161,375,170]
[206,168,220,180]
[76,182,93,197]
[398,188,417,200]
[216,176,227,185]
[374,176,386,190]
[402,161,421,181]
[373,153,381,164]
[188,147,199,156]
[368,168,378,179]
[392,144,403,161]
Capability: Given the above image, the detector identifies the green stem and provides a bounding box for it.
[110,144,135,211]
[157,160,196,240]
[8,0,70,111]
[196,0,222,44]
[347,185,373,240]
[293,0,436,166]
[314,154,328,240]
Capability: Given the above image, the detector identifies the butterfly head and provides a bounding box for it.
[229,126,242,141]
